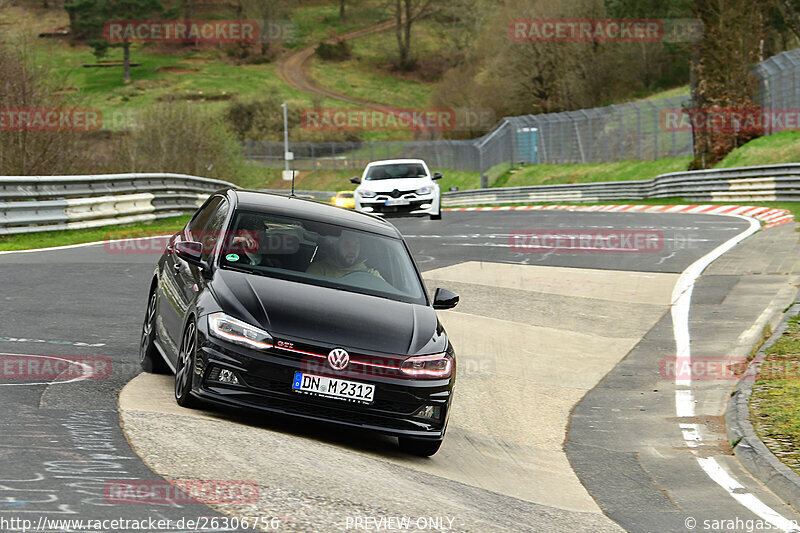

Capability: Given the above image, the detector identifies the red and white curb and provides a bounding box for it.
[445,204,795,229]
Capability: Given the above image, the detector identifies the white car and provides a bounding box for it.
[350,159,442,220]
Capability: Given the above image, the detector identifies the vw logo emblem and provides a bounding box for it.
[328,348,350,371]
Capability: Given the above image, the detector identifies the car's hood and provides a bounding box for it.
[359,177,432,193]
[211,269,440,355]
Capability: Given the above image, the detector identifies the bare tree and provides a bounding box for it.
[0,36,95,175]
[689,0,772,168]
[777,0,800,39]
[390,0,442,70]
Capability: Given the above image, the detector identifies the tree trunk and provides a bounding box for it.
[339,0,345,22]
[403,0,412,69]
[395,0,405,67]
[123,44,131,84]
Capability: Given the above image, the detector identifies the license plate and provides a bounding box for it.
[292,372,375,404]
[385,198,410,206]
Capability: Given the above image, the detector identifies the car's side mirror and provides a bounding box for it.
[432,172,443,180]
[175,241,205,268]
[432,288,459,310]
[350,176,361,184]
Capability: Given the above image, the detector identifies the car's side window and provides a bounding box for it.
[197,198,230,261]
[186,196,223,239]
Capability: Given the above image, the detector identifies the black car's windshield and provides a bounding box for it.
[364,163,427,181]
[219,210,427,305]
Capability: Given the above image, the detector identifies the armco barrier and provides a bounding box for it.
[1,164,797,234]
[0,173,235,235]
[441,163,800,206]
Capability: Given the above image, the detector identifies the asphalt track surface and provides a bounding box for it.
[0,209,798,532]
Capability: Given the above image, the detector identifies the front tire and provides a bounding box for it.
[175,319,200,408]
[398,436,443,457]
[139,289,168,374]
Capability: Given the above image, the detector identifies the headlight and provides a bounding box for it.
[416,186,432,195]
[360,189,376,198]
[208,312,273,350]
[400,353,453,379]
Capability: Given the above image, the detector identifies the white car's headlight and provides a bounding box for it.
[416,186,432,195]
[208,312,273,350]
[360,189,377,198]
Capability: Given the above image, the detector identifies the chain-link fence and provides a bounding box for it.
[243,139,479,173]
[753,48,800,134]
[244,48,800,185]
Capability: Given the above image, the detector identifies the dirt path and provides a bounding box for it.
[276,19,397,108]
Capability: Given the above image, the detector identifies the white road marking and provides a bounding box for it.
[0,235,167,255]
[672,214,800,531]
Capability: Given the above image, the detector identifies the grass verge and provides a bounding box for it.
[717,131,800,168]
[493,157,693,188]
[750,312,800,473]
[0,215,191,252]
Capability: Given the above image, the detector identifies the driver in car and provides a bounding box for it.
[306,229,383,280]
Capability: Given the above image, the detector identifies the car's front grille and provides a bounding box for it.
[370,200,427,213]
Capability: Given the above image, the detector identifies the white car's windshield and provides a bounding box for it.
[365,163,427,180]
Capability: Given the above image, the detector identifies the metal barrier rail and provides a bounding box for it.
[441,163,800,206]
[0,173,234,235]
[2,164,796,234]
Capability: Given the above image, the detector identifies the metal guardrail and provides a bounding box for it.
[441,163,800,206]
[0,173,235,235]
[1,164,796,234]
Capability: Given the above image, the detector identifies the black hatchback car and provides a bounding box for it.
[139,189,459,456]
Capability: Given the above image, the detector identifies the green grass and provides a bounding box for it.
[289,1,390,49]
[308,56,433,108]
[306,17,443,109]
[493,157,693,188]
[749,314,800,474]
[38,42,342,129]
[0,215,191,251]
[717,130,800,168]
[631,85,689,102]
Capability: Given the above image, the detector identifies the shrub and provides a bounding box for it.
[314,40,351,61]
[112,102,244,181]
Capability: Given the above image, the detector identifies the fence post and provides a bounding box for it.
[479,147,487,189]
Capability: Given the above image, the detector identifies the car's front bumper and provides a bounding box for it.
[191,320,453,439]
[357,195,437,216]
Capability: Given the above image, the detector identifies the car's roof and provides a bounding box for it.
[228,189,400,237]
[335,190,354,194]
[365,159,428,166]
